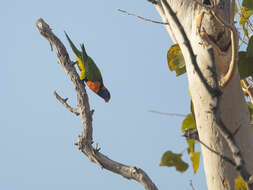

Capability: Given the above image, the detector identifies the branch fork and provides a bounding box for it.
[54,91,80,115]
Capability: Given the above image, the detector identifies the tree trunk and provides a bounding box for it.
[153,0,253,189]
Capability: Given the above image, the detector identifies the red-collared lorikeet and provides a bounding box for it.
[65,32,110,102]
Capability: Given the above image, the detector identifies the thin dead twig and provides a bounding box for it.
[189,180,195,190]
[149,110,186,117]
[118,9,168,25]
[242,80,253,104]
[54,91,80,116]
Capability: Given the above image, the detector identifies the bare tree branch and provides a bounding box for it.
[54,91,80,116]
[36,18,158,190]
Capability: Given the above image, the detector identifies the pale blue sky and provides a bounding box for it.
[1,0,207,189]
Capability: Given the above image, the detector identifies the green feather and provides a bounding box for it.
[64,33,103,83]
[65,32,88,80]
[81,44,103,82]
[86,57,103,82]
[64,31,88,62]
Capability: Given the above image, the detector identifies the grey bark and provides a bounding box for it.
[36,18,158,190]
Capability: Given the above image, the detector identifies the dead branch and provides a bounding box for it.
[118,9,168,25]
[54,91,80,115]
[36,18,158,190]
[149,110,186,117]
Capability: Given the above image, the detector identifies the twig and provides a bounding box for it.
[247,20,253,32]
[232,125,242,137]
[54,91,80,116]
[149,110,186,117]
[147,0,178,43]
[189,180,195,190]
[242,79,253,104]
[199,136,234,166]
[118,9,168,25]
[239,35,248,47]
[36,18,158,190]
[183,129,236,167]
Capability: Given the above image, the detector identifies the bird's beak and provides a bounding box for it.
[104,98,110,102]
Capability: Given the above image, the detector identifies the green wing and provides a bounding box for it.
[81,44,103,82]
[86,57,103,82]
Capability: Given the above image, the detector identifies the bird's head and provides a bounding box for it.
[97,86,111,103]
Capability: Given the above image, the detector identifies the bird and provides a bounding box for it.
[65,32,111,102]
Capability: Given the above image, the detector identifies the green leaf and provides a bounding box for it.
[248,102,253,119]
[187,138,195,153]
[160,151,189,173]
[241,80,246,89]
[235,176,247,190]
[167,44,186,76]
[235,3,238,15]
[240,7,253,37]
[247,36,253,57]
[242,0,253,10]
[190,152,200,174]
[182,114,197,132]
[238,51,253,79]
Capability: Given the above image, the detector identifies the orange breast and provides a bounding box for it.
[86,81,101,93]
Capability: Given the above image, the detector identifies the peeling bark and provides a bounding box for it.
[152,0,253,189]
